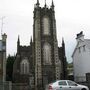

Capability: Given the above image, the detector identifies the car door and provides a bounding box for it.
[67,80,80,90]
[58,81,69,90]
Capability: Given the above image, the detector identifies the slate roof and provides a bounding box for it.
[72,39,90,57]
[84,39,90,49]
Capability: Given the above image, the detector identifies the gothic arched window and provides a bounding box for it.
[20,59,29,74]
[43,43,52,65]
[43,16,50,35]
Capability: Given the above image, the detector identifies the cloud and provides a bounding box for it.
[0,0,90,63]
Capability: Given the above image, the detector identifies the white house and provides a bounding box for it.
[72,31,90,82]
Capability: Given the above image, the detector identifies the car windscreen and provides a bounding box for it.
[58,81,67,86]
[67,81,77,86]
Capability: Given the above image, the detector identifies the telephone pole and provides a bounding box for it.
[0,16,5,36]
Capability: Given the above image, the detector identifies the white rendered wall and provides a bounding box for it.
[73,41,90,82]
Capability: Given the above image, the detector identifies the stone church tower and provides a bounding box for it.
[13,0,67,90]
[33,0,61,89]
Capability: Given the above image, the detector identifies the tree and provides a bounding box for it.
[6,55,16,81]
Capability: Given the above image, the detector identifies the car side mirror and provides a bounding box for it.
[74,84,78,86]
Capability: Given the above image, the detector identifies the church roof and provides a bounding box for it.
[20,46,31,51]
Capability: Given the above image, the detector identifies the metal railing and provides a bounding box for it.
[0,81,12,90]
[75,76,86,82]
[12,83,30,90]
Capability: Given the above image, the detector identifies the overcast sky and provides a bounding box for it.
[0,0,90,63]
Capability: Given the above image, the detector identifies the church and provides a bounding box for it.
[13,0,67,90]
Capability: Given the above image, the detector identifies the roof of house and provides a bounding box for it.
[84,39,90,49]
[72,39,90,57]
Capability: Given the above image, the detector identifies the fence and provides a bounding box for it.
[0,81,12,90]
[0,82,31,90]
[12,83,30,90]
[75,76,86,82]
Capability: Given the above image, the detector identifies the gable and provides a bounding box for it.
[72,42,79,57]
[72,39,90,57]
[72,39,85,57]
[84,39,90,50]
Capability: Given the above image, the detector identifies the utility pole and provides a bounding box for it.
[0,16,5,37]
[0,16,5,90]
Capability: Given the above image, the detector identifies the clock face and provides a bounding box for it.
[43,17,50,35]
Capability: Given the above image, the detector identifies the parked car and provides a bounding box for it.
[46,80,89,90]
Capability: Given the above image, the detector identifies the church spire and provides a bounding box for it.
[52,0,54,6]
[36,0,40,6]
[51,0,54,9]
[17,35,20,54]
[62,37,65,46]
[62,37,65,55]
[17,35,20,46]
[30,36,32,45]
[44,0,47,7]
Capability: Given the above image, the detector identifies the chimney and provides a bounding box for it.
[2,33,7,42]
[76,31,84,42]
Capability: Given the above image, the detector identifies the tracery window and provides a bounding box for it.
[43,16,50,35]
[20,59,29,74]
[43,43,52,65]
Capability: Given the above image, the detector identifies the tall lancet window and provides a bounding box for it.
[20,59,29,74]
[43,43,52,65]
[43,16,50,35]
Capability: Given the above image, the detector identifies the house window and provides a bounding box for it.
[83,45,85,51]
[20,59,29,74]
[79,47,81,53]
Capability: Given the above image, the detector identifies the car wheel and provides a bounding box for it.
[81,88,87,90]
